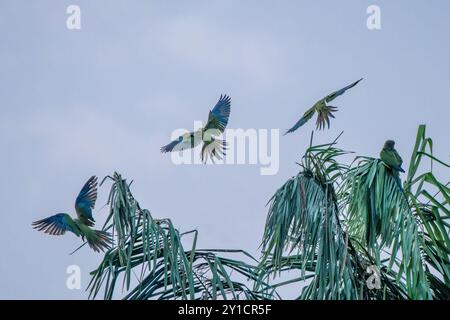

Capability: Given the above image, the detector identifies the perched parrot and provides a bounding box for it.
[380,140,405,189]
[284,78,363,135]
[380,140,405,173]
[161,94,231,162]
[32,176,112,253]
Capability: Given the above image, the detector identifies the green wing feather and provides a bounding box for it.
[203,94,231,135]
[325,78,363,102]
[284,105,316,135]
[380,149,404,172]
[32,213,80,237]
[75,176,98,227]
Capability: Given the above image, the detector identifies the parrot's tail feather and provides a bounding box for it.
[395,175,404,191]
[316,105,338,131]
[85,229,113,253]
[201,138,227,163]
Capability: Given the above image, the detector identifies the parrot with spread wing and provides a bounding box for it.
[32,176,112,252]
[380,140,405,189]
[161,94,231,162]
[284,78,363,135]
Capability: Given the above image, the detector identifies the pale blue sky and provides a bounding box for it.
[0,0,449,299]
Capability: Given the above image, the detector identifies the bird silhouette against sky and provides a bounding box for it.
[161,94,231,162]
[284,78,363,135]
[32,176,112,252]
[380,140,405,189]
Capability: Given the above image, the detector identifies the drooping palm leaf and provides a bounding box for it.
[259,137,372,299]
[88,173,274,300]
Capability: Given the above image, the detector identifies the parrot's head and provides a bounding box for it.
[384,140,396,150]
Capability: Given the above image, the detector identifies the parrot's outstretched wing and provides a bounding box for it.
[325,78,363,103]
[201,137,227,163]
[75,176,98,227]
[32,213,79,236]
[160,131,202,153]
[204,94,231,135]
[284,105,316,135]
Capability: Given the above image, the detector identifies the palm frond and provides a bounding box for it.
[88,173,274,300]
[259,137,367,299]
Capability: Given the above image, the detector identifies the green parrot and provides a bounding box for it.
[380,140,405,173]
[284,78,363,134]
[160,94,231,163]
[32,176,112,252]
[380,140,405,189]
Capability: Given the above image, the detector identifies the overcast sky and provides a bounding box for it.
[0,0,449,299]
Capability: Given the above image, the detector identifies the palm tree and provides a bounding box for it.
[87,125,449,300]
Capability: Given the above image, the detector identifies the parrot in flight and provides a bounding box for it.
[161,94,231,163]
[284,78,363,135]
[380,140,405,188]
[32,176,112,253]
